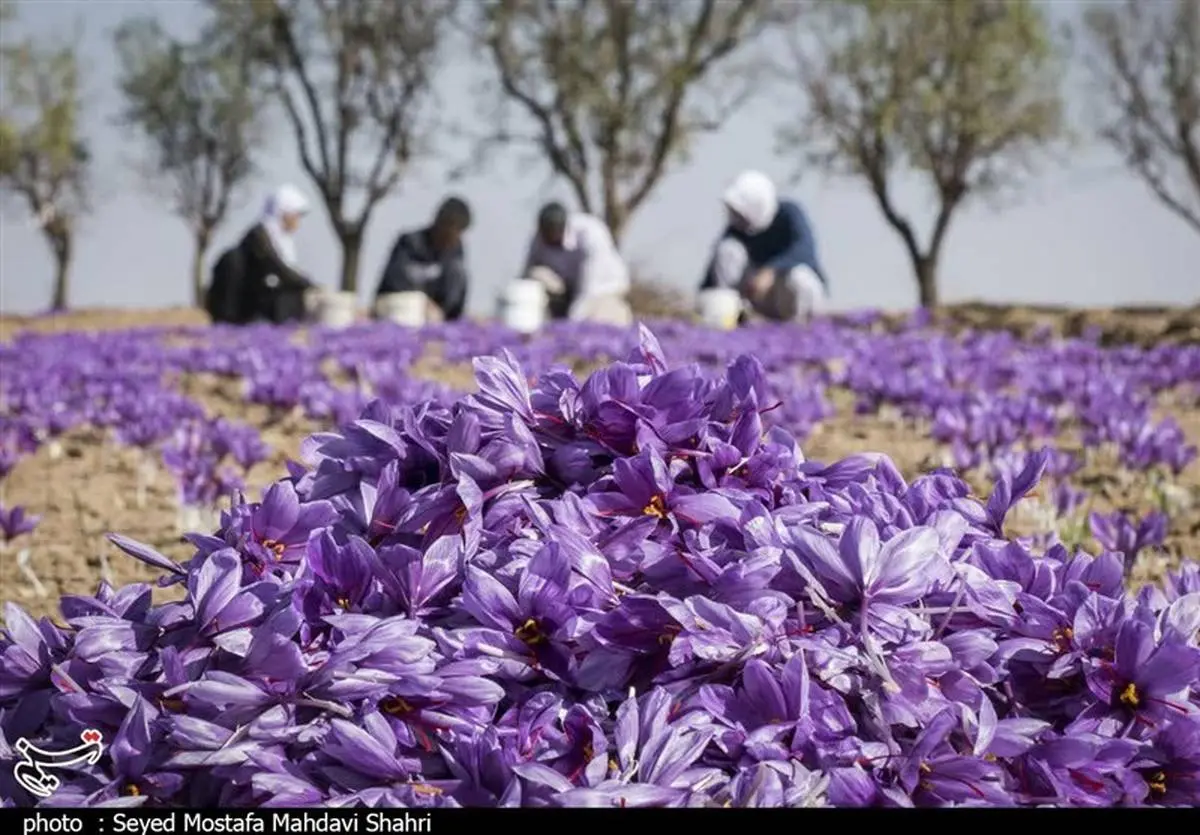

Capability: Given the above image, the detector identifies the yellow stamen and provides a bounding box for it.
[642,495,667,518]
[1052,626,1074,651]
[1148,771,1167,796]
[1119,682,1140,708]
[515,618,546,646]
[381,697,414,716]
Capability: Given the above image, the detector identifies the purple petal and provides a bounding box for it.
[107,534,185,576]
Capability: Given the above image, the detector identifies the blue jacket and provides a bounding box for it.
[701,199,828,290]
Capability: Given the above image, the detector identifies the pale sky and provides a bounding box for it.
[1,0,1197,317]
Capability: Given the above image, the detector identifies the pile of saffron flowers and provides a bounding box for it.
[1,326,1197,808]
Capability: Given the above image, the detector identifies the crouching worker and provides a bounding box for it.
[206,184,317,325]
[521,202,632,326]
[699,170,829,323]
[374,197,472,323]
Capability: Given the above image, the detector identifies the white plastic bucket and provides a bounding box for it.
[698,287,742,330]
[375,292,427,327]
[313,291,358,329]
[499,279,548,334]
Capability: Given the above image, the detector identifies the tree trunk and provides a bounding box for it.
[192,227,212,308]
[605,202,629,247]
[870,186,944,311]
[49,232,71,312]
[339,231,363,294]
[915,255,939,308]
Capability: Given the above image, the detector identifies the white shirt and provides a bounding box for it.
[523,212,630,302]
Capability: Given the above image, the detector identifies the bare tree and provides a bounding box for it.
[114,17,265,307]
[779,0,1066,307]
[205,0,458,294]
[469,0,791,243]
[0,32,89,311]
[1080,0,1200,236]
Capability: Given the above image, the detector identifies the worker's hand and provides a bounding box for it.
[746,267,775,301]
[425,298,445,323]
[529,267,566,296]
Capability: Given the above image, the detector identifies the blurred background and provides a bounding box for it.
[1,0,1197,318]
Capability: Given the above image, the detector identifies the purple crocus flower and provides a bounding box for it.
[1017,733,1145,806]
[102,697,185,802]
[577,595,683,690]
[0,504,39,542]
[460,546,579,682]
[722,761,787,806]
[697,654,811,762]
[659,595,781,673]
[1074,618,1199,736]
[527,703,609,790]
[0,421,36,479]
[826,763,881,806]
[344,460,415,547]
[588,447,739,529]
[185,550,268,641]
[785,518,948,643]
[1051,482,1087,518]
[562,689,715,805]
[441,727,522,806]
[1164,563,1200,602]
[249,757,330,806]
[374,659,504,752]
[241,482,338,572]
[1089,510,1168,575]
[224,425,270,472]
[446,412,545,490]
[953,450,1048,537]
[296,530,380,625]
[374,535,460,619]
[895,709,1012,806]
[1134,715,1200,805]
[319,713,422,787]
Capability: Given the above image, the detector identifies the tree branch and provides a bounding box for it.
[485,24,589,206]
[473,0,778,241]
[778,0,1064,304]
[271,2,334,187]
[1083,0,1200,234]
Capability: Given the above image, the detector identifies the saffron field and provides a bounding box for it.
[1,304,1199,807]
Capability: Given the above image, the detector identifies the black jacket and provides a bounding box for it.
[374,228,468,321]
[206,225,314,325]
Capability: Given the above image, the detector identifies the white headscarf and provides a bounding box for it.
[260,184,310,266]
[722,170,779,235]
